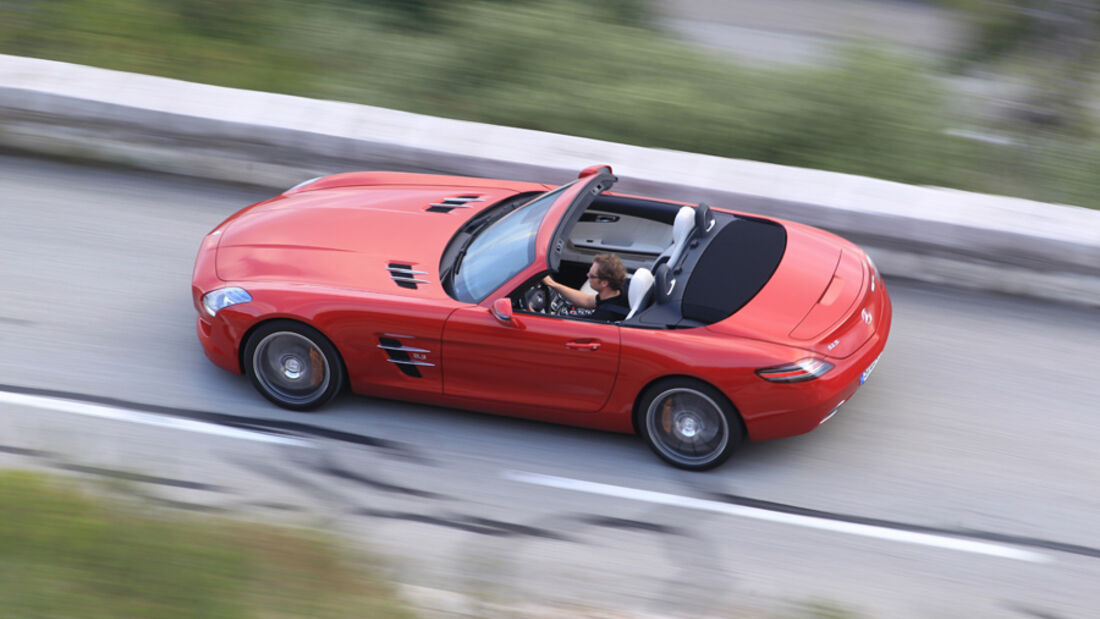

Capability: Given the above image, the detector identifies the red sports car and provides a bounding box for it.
[192,165,890,470]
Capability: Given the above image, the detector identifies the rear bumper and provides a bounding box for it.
[743,292,892,442]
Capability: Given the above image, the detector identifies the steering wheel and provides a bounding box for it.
[523,283,551,312]
[524,281,577,315]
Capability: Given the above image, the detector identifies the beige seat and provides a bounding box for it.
[625,268,655,320]
[653,206,696,272]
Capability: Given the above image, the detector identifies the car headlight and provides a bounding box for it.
[202,287,252,317]
[756,357,834,383]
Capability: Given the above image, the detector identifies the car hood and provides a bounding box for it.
[214,184,528,299]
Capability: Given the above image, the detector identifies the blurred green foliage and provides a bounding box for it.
[0,470,413,618]
[938,0,1100,66]
[939,0,1100,135]
[0,0,1097,207]
[935,0,1039,65]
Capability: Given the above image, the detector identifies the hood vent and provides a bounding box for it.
[426,195,484,213]
[388,263,429,289]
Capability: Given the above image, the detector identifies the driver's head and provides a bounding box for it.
[589,254,627,292]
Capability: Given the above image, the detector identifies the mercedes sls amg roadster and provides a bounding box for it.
[192,165,891,469]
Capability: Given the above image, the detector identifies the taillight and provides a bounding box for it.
[756,357,834,383]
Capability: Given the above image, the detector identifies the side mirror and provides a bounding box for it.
[490,298,514,323]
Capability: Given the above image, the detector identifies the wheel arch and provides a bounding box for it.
[631,374,747,438]
[237,317,348,380]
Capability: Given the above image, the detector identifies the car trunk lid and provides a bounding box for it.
[706,222,870,356]
[790,248,872,358]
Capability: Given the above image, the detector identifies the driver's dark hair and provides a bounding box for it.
[593,254,627,292]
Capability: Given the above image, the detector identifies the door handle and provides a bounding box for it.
[565,340,600,352]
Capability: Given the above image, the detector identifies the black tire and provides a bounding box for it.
[243,320,345,411]
[637,378,743,470]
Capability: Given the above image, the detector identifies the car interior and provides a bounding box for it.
[511,188,789,329]
[513,193,725,327]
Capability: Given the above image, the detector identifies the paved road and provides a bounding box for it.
[2,154,1098,617]
[655,0,964,65]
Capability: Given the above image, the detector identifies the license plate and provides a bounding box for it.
[860,355,880,385]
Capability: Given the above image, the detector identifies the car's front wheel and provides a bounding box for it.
[637,378,743,470]
[243,320,345,411]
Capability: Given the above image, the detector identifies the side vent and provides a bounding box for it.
[388,263,429,289]
[378,336,434,378]
[426,195,484,213]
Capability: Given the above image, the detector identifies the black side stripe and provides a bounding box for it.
[379,337,421,378]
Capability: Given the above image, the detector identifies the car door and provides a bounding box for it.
[441,307,620,413]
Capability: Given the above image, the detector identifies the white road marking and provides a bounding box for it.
[0,391,309,447]
[505,471,1050,563]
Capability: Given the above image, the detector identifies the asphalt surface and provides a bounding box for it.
[655,0,963,65]
[2,154,1099,617]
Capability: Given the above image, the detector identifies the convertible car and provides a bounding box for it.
[192,165,890,470]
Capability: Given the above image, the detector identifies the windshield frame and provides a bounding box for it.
[440,171,617,306]
[448,183,572,303]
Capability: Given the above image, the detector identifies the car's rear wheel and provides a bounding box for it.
[243,321,345,411]
[637,378,742,470]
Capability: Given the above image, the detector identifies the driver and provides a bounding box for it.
[542,253,630,322]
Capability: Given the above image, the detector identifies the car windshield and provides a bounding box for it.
[452,185,567,303]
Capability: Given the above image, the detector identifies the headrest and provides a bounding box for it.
[695,203,715,235]
[654,263,674,304]
[626,267,654,320]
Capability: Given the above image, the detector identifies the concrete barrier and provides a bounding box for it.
[2,54,1098,306]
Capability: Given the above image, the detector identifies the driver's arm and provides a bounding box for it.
[542,275,597,309]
